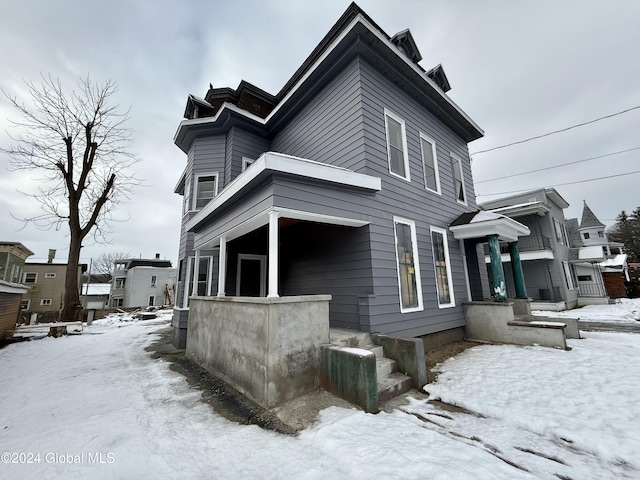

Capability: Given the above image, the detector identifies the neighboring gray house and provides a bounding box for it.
[481,188,578,311]
[566,202,628,303]
[170,3,531,350]
[110,256,177,308]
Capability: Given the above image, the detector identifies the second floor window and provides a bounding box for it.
[194,174,218,210]
[150,275,157,287]
[420,134,440,194]
[23,272,37,284]
[384,109,410,181]
[114,278,126,289]
[451,154,466,204]
[40,299,52,306]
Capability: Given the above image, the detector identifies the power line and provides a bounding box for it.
[475,146,640,184]
[476,169,640,198]
[471,105,640,156]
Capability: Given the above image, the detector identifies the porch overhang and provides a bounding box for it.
[449,210,530,242]
[185,151,381,233]
[488,201,550,218]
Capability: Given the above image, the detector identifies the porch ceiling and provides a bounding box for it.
[450,210,530,242]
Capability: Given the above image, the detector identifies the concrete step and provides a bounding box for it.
[366,345,384,359]
[329,329,372,348]
[377,372,412,405]
[376,357,396,378]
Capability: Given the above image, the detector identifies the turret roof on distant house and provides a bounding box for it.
[579,201,605,229]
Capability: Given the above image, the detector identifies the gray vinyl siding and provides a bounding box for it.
[270,57,367,173]
[192,136,226,192]
[225,127,270,185]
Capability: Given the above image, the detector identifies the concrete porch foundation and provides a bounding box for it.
[186,295,331,409]
[464,301,568,349]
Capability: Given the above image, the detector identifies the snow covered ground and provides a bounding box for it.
[533,297,640,323]
[0,303,639,479]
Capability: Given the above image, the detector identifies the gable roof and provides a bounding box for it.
[176,2,483,152]
[579,201,605,229]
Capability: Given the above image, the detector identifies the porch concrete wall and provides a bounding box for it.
[464,301,567,349]
[578,297,609,307]
[186,295,331,409]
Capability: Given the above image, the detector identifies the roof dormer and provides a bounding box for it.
[391,29,422,64]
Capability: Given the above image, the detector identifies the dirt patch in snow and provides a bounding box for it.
[425,340,481,384]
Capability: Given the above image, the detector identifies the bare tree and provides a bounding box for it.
[2,75,139,321]
[92,251,131,282]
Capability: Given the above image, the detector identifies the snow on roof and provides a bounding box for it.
[82,283,111,295]
[600,254,628,268]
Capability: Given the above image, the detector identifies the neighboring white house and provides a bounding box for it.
[566,202,628,304]
[110,256,177,308]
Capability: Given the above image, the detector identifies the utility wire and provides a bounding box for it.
[476,169,640,198]
[475,146,640,184]
[471,105,640,156]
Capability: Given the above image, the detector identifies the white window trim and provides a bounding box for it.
[150,275,157,287]
[236,254,267,296]
[241,157,255,172]
[184,255,214,306]
[384,108,411,182]
[450,153,467,205]
[44,272,57,279]
[148,295,155,306]
[20,299,30,310]
[183,179,191,215]
[40,298,52,306]
[419,133,441,194]
[23,272,38,283]
[431,226,456,308]
[562,261,575,290]
[192,172,219,211]
[393,216,423,313]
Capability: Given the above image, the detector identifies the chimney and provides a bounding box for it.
[155,253,160,259]
[47,249,56,264]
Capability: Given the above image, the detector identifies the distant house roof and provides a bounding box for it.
[579,201,605,229]
[81,284,111,296]
[116,259,173,269]
[0,242,34,259]
[600,254,627,268]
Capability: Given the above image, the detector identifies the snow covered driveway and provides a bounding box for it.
[1,311,639,479]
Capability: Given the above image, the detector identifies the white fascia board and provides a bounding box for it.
[273,207,369,227]
[185,152,381,232]
[174,167,187,194]
[489,202,550,218]
[175,14,482,143]
[484,250,555,263]
[450,218,530,242]
[0,280,29,294]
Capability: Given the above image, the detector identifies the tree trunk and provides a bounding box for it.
[60,232,83,321]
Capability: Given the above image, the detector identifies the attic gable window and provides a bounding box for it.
[384,109,410,181]
[451,154,467,204]
[193,173,219,210]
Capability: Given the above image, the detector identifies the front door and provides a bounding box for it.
[236,254,266,296]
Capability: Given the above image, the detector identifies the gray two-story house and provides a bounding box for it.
[171,3,502,349]
[481,188,578,311]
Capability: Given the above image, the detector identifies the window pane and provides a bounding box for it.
[421,137,437,191]
[196,176,216,209]
[395,222,418,309]
[386,115,406,177]
[432,231,451,305]
[452,157,465,202]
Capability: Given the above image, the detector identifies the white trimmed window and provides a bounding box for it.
[40,299,52,306]
[23,272,37,284]
[562,261,575,290]
[150,275,157,287]
[393,217,423,312]
[384,109,410,181]
[183,255,214,306]
[44,272,56,279]
[114,277,126,289]
[431,226,455,308]
[451,154,467,204]
[20,300,30,310]
[193,173,219,210]
[112,298,124,307]
[242,157,255,172]
[148,295,155,306]
[420,133,440,194]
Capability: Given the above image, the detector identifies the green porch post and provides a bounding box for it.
[487,234,507,301]
[509,241,528,299]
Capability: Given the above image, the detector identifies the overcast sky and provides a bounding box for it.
[1,0,639,265]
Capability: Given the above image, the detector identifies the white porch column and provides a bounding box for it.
[217,235,227,297]
[191,249,200,296]
[268,211,280,298]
